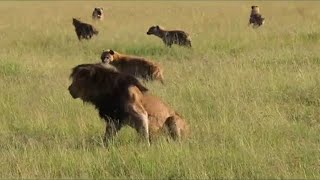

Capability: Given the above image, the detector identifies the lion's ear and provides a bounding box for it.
[109,50,114,55]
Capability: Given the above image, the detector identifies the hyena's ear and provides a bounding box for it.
[109,50,114,55]
[101,7,104,10]
[251,6,255,9]
[156,25,160,29]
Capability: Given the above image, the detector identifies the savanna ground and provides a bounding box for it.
[0,1,319,179]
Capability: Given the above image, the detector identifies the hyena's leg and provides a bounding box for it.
[163,39,173,48]
[253,23,259,28]
[166,43,173,48]
[76,30,82,41]
[248,17,254,26]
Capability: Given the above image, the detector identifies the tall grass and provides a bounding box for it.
[0,1,319,179]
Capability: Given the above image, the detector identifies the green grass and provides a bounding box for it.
[0,1,320,179]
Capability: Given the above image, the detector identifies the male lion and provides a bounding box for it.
[68,63,188,146]
[72,18,99,40]
[100,49,164,84]
[68,63,150,146]
[146,25,192,48]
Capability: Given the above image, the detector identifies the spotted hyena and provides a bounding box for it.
[72,18,99,40]
[92,7,104,21]
[248,6,265,28]
[100,49,164,84]
[146,25,192,48]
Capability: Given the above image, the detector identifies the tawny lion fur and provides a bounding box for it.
[68,63,188,146]
[142,94,189,141]
[100,49,164,84]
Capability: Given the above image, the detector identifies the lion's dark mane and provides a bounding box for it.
[71,63,148,125]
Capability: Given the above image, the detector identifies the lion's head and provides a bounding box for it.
[68,64,112,101]
[68,63,148,102]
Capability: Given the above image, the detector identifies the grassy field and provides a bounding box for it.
[0,1,319,179]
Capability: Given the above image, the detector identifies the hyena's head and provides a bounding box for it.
[72,18,81,26]
[100,49,116,63]
[92,7,104,20]
[251,5,260,15]
[146,25,162,35]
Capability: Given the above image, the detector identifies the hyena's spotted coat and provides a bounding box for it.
[72,18,99,40]
[146,25,192,48]
[248,6,265,28]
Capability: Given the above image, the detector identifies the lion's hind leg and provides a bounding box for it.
[164,115,181,141]
[164,113,189,141]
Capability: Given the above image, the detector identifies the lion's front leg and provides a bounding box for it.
[124,86,150,146]
[127,103,150,146]
[103,120,121,147]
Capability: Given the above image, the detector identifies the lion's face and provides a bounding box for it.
[69,64,121,102]
[100,49,115,63]
[146,25,160,35]
[68,66,92,100]
[68,65,107,101]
